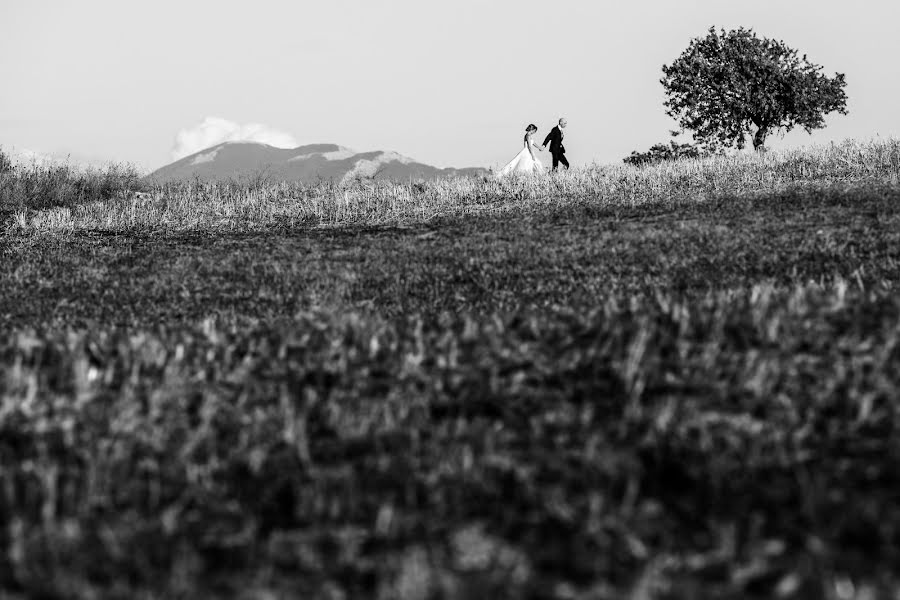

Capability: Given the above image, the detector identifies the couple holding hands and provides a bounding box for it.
[498,117,569,177]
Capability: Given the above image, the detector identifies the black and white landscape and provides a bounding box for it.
[3,3,900,599]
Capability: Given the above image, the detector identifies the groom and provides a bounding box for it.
[542,117,569,171]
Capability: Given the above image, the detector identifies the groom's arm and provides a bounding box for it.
[542,130,554,148]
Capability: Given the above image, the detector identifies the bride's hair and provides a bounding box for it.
[526,124,537,132]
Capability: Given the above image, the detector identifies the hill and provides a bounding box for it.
[4,140,900,598]
[146,141,486,184]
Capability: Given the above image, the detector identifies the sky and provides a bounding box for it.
[1,0,898,171]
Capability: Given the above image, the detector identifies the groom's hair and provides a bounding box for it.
[526,123,537,132]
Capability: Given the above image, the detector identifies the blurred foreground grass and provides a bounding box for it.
[2,282,900,598]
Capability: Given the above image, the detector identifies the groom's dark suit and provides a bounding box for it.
[543,126,569,171]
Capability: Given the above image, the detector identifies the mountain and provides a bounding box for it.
[145,142,486,184]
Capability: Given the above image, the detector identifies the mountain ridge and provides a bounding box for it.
[146,142,486,184]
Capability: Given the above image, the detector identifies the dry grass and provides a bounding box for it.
[6,139,899,234]
[0,156,143,216]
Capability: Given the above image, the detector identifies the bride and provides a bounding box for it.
[498,124,544,176]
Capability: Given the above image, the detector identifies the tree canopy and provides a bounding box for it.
[661,27,848,150]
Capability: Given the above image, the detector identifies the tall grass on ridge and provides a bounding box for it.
[8,139,900,234]
[0,149,144,217]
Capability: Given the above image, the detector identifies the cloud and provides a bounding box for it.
[172,117,299,160]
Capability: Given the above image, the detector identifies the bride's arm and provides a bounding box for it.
[527,136,537,160]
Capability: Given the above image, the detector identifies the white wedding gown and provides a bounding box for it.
[498,137,544,176]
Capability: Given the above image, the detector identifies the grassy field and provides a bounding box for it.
[2,141,900,598]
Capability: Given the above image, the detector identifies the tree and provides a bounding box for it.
[661,27,848,151]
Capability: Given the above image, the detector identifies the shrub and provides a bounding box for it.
[0,148,13,174]
[0,158,145,213]
[623,140,705,165]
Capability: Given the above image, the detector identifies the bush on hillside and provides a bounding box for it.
[0,156,145,213]
[0,149,13,174]
[622,139,729,166]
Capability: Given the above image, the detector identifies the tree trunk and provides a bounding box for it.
[753,126,768,152]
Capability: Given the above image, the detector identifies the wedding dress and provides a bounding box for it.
[498,135,544,176]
